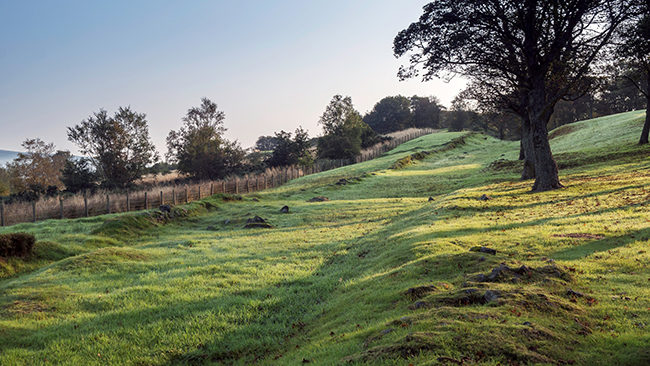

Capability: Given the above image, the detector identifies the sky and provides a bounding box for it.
[0,0,466,154]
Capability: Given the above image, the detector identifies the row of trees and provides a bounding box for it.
[395,0,650,191]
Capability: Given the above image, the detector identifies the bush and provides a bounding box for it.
[0,232,36,257]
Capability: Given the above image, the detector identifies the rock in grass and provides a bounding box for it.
[483,290,500,303]
[404,285,437,300]
[307,196,329,202]
[470,246,497,255]
[566,289,585,298]
[428,196,434,202]
[159,204,171,213]
[280,205,289,213]
[244,216,272,229]
[478,194,492,201]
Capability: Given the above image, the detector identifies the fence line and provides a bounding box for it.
[0,129,434,226]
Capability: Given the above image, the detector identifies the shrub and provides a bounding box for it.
[0,232,36,257]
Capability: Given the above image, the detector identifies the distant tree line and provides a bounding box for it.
[2,0,647,197]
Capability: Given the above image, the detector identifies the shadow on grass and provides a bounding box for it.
[551,228,650,260]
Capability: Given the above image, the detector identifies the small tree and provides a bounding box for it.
[61,158,98,193]
[267,127,313,167]
[68,107,158,188]
[166,98,245,179]
[317,95,379,160]
[6,139,69,194]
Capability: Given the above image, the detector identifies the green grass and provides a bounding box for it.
[0,111,649,365]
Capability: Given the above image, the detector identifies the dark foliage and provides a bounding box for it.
[61,158,98,193]
[0,232,36,257]
[364,95,442,134]
[254,136,280,151]
[267,127,313,167]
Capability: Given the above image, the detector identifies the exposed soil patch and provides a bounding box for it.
[404,285,437,300]
[472,264,572,284]
[307,196,329,202]
[470,246,497,255]
[484,159,523,173]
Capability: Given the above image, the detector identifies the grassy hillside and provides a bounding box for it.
[0,111,648,365]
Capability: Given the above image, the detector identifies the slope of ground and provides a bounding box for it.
[0,111,648,365]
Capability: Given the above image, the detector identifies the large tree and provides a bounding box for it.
[68,107,158,188]
[166,98,245,179]
[617,0,650,144]
[394,0,634,191]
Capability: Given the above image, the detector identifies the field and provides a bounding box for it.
[0,110,648,365]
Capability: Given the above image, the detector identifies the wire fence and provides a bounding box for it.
[0,129,435,226]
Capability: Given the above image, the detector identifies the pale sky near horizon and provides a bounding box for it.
[0,0,466,155]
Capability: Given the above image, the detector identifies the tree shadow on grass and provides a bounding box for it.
[551,227,650,261]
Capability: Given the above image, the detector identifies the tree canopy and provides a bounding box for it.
[166,98,245,180]
[68,107,158,188]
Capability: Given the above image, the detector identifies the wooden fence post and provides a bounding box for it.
[264,175,267,189]
[172,189,176,205]
[32,201,36,223]
[84,190,89,217]
[106,194,110,214]
[185,186,189,202]
[145,192,149,210]
[210,183,214,195]
[222,180,226,193]
[126,191,130,212]
[160,191,164,206]
[235,179,239,194]
[60,196,64,219]
[198,185,201,199]
[1,199,5,227]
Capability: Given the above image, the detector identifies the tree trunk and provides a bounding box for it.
[639,93,649,145]
[529,115,562,191]
[520,121,535,180]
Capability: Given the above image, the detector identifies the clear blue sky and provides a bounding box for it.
[0,0,465,154]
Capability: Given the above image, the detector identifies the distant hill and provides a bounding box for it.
[0,150,20,166]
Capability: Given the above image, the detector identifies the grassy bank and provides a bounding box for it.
[0,110,648,365]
